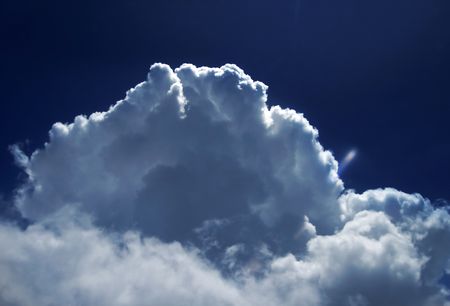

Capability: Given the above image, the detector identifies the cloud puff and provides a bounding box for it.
[340,188,450,285]
[0,213,248,306]
[2,63,450,305]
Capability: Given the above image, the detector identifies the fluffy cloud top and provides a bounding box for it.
[2,63,449,305]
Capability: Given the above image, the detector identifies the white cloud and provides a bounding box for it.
[265,211,434,306]
[2,63,449,305]
[0,215,248,306]
[340,188,450,285]
[1,210,446,306]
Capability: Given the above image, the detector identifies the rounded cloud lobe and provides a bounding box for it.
[2,64,450,305]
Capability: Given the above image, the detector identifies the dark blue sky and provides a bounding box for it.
[1,0,449,201]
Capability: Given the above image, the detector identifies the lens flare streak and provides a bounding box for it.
[338,149,357,175]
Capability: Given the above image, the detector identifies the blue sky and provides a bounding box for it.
[0,1,450,305]
[1,0,449,200]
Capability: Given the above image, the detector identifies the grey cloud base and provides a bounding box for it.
[2,64,449,305]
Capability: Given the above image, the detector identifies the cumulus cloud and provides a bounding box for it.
[2,63,449,305]
[14,63,343,251]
